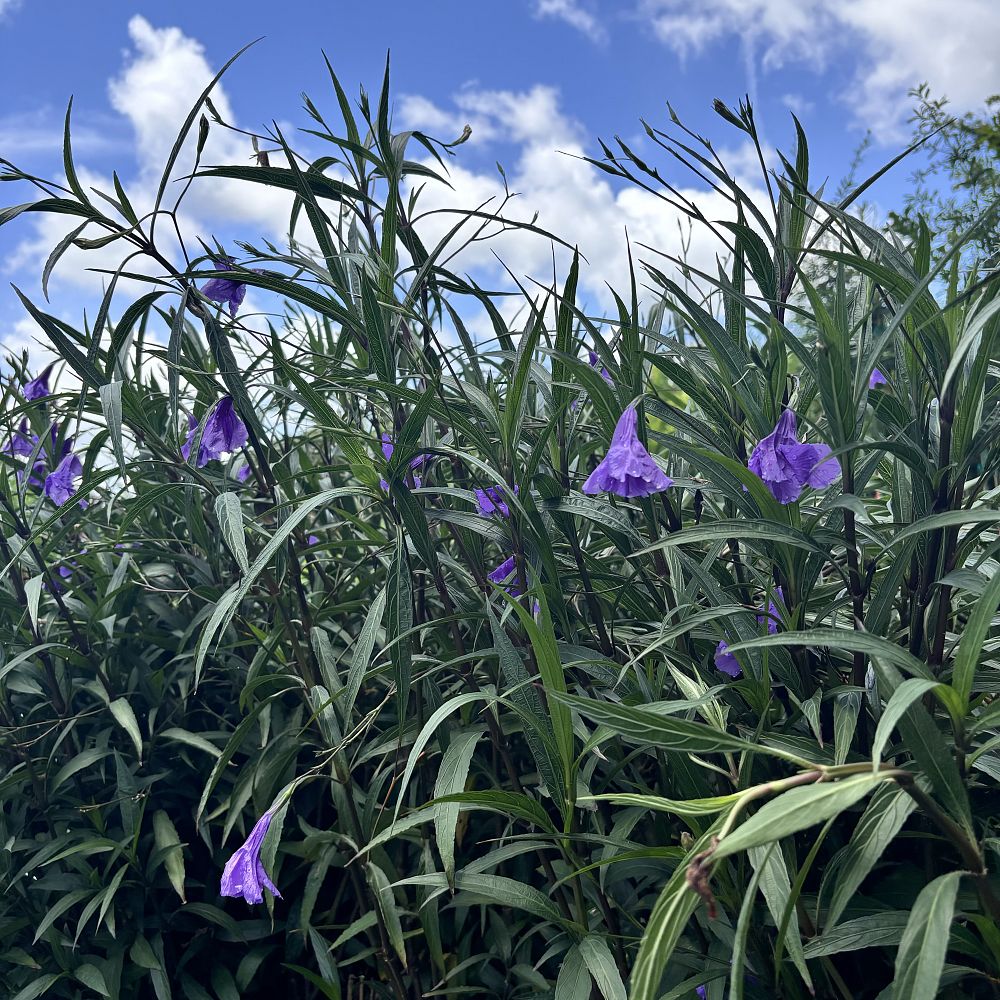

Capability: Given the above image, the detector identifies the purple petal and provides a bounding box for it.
[22,364,54,402]
[488,554,522,597]
[582,404,672,498]
[714,641,742,678]
[805,443,842,489]
[201,397,248,461]
[381,432,394,462]
[237,463,252,482]
[869,368,887,389]
[43,452,83,506]
[220,810,281,905]
[307,535,319,545]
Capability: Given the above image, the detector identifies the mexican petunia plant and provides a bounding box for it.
[2,51,1000,1000]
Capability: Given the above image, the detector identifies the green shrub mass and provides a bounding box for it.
[3,56,1000,1000]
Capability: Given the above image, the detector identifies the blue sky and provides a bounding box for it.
[2,0,997,366]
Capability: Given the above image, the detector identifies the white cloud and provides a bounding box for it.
[638,0,1000,139]
[533,0,608,43]
[399,85,764,320]
[0,110,124,157]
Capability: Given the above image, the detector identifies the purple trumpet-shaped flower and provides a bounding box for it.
[44,452,83,506]
[869,368,887,389]
[201,257,256,317]
[582,403,673,498]
[307,535,319,546]
[5,419,34,457]
[747,410,841,505]
[220,809,282,905]
[236,463,252,483]
[202,397,248,460]
[696,988,707,1000]
[488,554,523,597]
[476,484,518,518]
[714,588,785,679]
[22,364,54,402]
[379,433,426,491]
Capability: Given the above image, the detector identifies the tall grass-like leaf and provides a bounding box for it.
[892,872,961,1000]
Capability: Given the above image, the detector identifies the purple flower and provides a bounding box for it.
[22,364,54,402]
[714,588,785,679]
[714,641,742,678]
[747,410,841,505]
[307,535,319,545]
[476,484,518,518]
[5,419,34,457]
[44,452,83,506]
[588,350,614,385]
[379,433,426,491]
[180,413,204,466]
[696,988,707,1000]
[869,368,887,389]
[220,809,281,905]
[488,554,523,597]
[202,258,252,317]
[582,403,673,498]
[202,397,248,460]
[236,463,252,482]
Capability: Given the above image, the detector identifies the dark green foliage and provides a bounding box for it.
[2,56,1000,1000]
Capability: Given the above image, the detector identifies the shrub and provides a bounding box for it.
[2,56,1000,1000]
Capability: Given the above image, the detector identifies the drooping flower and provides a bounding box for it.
[476,484,518,518]
[714,588,785,679]
[869,368,887,389]
[696,987,707,1000]
[22,364,54,402]
[220,809,282,905]
[201,257,253,317]
[488,554,523,597]
[379,433,426,492]
[202,397,249,460]
[44,452,83,506]
[747,410,841,505]
[582,403,673,498]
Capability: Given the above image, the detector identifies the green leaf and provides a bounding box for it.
[99,381,125,471]
[805,912,911,958]
[892,872,961,1000]
[109,698,143,761]
[824,783,917,929]
[214,492,249,574]
[952,566,1000,711]
[714,774,887,860]
[578,935,626,1000]
[872,679,942,770]
[433,728,484,887]
[365,862,407,969]
[555,945,592,1000]
[10,974,61,1000]
[152,810,187,903]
